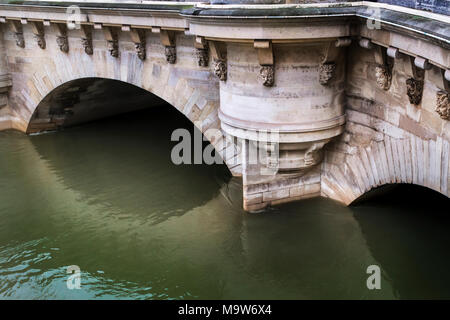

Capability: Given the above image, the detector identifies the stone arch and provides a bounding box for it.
[321,134,449,205]
[6,44,241,174]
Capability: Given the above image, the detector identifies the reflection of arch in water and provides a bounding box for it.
[29,107,232,223]
[351,184,450,299]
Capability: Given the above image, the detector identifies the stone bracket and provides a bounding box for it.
[435,69,450,121]
[128,28,146,60]
[80,24,93,55]
[103,26,119,57]
[319,37,351,86]
[404,56,425,105]
[54,23,69,53]
[210,41,227,81]
[160,30,176,64]
[9,20,24,48]
[30,21,46,49]
[254,40,274,87]
[195,36,209,67]
[373,45,392,91]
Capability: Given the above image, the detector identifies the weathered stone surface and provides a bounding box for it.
[196,48,209,67]
[56,36,69,53]
[81,38,93,55]
[318,62,335,85]
[165,46,176,64]
[259,65,274,87]
[213,59,227,81]
[34,34,46,49]
[406,78,423,105]
[436,91,450,121]
[375,64,392,90]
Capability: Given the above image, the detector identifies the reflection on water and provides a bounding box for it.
[0,107,448,299]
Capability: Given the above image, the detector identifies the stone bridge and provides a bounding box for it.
[0,1,448,211]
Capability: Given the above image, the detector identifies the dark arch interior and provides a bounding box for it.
[351,183,449,209]
[27,78,167,134]
[351,184,450,299]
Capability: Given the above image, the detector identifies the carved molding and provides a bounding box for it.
[14,32,25,48]
[196,48,209,67]
[318,62,336,85]
[259,65,274,87]
[81,38,93,55]
[406,78,424,105]
[436,91,450,120]
[165,46,176,64]
[375,64,392,90]
[107,40,119,58]
[213,59,227,81]
[56,36,69,53]
[135,42,146,61]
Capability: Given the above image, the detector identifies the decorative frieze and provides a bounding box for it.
[319,62,336,85]
[259,65,274,87]
[375,64,392,90]
[436,91,450,120]
[213,59,227,81]
[406,78,424,105]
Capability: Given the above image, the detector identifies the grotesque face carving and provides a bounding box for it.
[436,91,450,120]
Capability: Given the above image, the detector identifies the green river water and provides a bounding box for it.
[0,107,449,299]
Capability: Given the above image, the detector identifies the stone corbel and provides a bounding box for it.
[194,36,209,67]
[319,37,351,85]
[159,30,176,64]
[254,40,274,87]
[373,45,393,91]
[209,41,227,81]
[54,23,69,53]
[435,69,450,120]
[80,25,93,55]
[10,20,24,48]
[404,56,427,105]
[30,21,46,49]
[103,27,119,58]
[123,26,146,60]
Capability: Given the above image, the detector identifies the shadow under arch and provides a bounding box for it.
[26,77,232,171]
[350,183,450,299]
